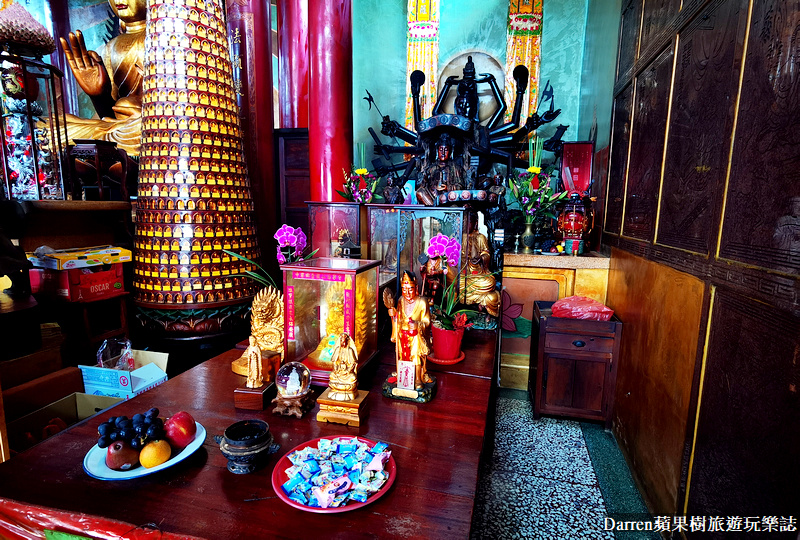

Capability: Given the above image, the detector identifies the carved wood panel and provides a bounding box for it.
[623,45,674,241]
[617,0,642,81]
[640,0,680,52]
[605,85,633,235]
[687,288,800,516]
[719,1,800,275]
[657,0,748,254]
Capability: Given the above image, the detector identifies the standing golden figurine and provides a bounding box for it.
[381,271,436,402]
[245,336,263,389]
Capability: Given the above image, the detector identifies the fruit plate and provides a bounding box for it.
[271,436,397,513]
[83,422,206,480]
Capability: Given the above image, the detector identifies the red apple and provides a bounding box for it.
[106,441,140,471]
[165,411,197,449]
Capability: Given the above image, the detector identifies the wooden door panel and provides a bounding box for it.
[543,355,574,409]
[657,0,748,254]
[718,1,800,275]
[624,44,674,241]
[687,289,800,515]
[572,359,606,412]
[617,0,642,80]
[606,85,634,234]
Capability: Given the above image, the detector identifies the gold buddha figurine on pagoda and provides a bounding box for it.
[59,0,145,155]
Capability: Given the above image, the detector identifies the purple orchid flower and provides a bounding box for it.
[295,229,307,253]
[274,224,298,247]
[444,236,462,267]
[276,245,287,264]
[427,233,451,258]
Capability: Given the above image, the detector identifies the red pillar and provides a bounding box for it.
[278,0,309,128]
[308,0,352,202]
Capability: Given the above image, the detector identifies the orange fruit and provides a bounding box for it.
[140,440,172,468]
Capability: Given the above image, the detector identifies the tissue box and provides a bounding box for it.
[28,245,132,270]
[79,350,169,400]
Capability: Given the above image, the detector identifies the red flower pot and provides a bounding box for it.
[429,325,465,364]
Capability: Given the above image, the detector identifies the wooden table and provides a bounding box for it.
[0,330,498,539]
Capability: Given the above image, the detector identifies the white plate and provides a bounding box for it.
[83,422,206,480]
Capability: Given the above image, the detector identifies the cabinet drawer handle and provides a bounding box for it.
[572,340,586,347]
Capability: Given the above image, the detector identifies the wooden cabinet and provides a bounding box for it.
[530,301,621,427]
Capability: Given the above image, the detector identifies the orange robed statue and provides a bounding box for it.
[384,270,434,390]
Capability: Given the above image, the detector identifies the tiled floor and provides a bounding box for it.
[471,393,655,540]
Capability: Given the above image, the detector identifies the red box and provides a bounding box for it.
[30,264,125,302]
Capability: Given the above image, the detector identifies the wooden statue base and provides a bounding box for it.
[381,374,437,403]
[231,349,281,380]
[234,382,276,410]
[316,388,369,427]
[271,391,316,418]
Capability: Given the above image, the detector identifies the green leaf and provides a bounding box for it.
[335,189,353,201]
[302,248,320,260]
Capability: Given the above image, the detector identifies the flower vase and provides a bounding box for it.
[520,222,536,254]
[429,325,465,364]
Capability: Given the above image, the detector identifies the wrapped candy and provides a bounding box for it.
[281,437,391,509]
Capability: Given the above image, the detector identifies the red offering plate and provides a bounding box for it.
[271,436,397,513]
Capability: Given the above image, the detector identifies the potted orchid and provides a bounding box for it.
[425,233,474,363]
[509,136,568,253]
[274,224,318,264]
[224,224,317,291]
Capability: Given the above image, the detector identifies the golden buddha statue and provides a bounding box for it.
[59,0,145,155]
[458,211,500,317]
[326,333,359,401]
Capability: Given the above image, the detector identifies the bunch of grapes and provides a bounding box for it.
[96,408,164,450]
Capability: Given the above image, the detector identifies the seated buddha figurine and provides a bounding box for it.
[417,133,466,206]
[459,211,500,317]
[59,0,145,156]
[327,333,359,401]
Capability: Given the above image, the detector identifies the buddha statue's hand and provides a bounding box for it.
[60,31,111,98]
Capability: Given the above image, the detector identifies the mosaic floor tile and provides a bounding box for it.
[472,397,618,539]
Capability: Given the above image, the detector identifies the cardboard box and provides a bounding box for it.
[7,392,123,452]
[28,245,132,271]
[79,350,169,400]
[30,264,125,302]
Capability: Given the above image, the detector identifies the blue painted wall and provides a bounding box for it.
[352,0,408,168]
[577,0,622,150]
[538,0,587,144]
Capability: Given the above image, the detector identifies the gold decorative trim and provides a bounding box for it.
[653,35,680,245]
[684,285,717,514]
[715,0,755,259]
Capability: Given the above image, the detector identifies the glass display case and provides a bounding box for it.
[365,203,400,287]
[0,54,69,200]
[282,257,380,385]
[307,201,367,258]
[396,205,465,291]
